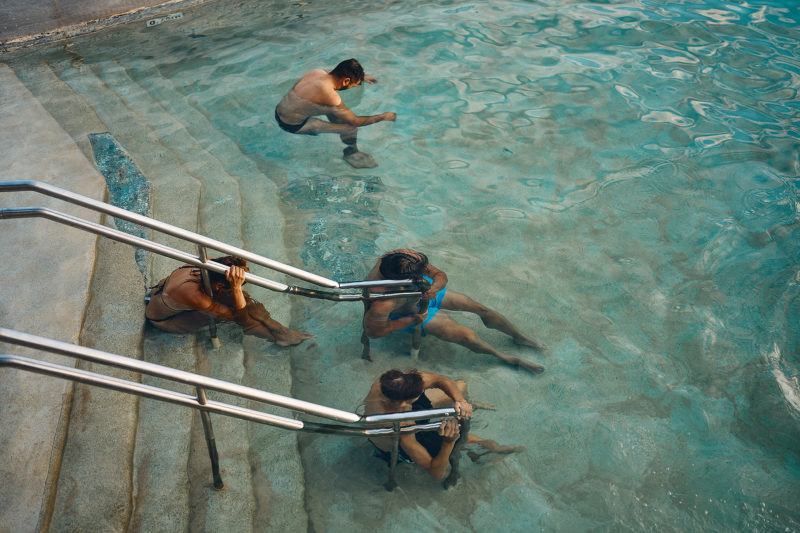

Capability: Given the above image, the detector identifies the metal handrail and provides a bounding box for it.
[0,328,459,490]
[0,328,357,422]
[0,180,334,285]
[0,180,422,300]
[0,206,417,301]
[0,354,452,432]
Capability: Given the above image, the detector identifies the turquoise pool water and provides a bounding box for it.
[5,0,799,530]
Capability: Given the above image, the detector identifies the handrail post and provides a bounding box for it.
[197,386,225,490]
[410,298,428,360]
[443,417,470,490]
[360,288,371,361]
[411,279,431,360]
[385,421,401,491]
[197,246,221,349]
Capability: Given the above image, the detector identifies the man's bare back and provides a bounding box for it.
[276,69,342,124]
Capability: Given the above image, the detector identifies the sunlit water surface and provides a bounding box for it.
[5,0,799,530]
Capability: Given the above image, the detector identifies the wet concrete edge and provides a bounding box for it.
[0,0,215,53]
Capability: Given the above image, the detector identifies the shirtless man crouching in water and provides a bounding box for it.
[275,58,396,168]
[362,369,522,479]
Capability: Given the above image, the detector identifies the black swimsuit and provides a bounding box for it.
[274,107,309,134]
[372,393,444,465]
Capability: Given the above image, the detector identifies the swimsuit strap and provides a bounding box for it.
[354,402,366,416]
[151,267,202,316]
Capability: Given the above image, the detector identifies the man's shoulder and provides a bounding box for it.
[362,386,388,415]
[294,75,340,106]
[299,68,327,80]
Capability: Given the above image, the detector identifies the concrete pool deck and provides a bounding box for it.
[0,0,211,50]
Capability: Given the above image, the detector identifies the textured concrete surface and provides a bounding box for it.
[48,234,145,533]
[1,10,310,526]
[0,0,209,47]
[0,63,105,533]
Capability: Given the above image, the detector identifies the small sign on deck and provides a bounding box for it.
[146,12,183,27]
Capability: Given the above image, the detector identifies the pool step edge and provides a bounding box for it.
[0,63,107,533]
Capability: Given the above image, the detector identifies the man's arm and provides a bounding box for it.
[326,103,396,127]
[363,299,426,338]
[399,419,460,479]
[420,372,472,419]
[422,263,447,299]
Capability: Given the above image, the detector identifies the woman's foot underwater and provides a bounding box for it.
[513,334,547,351]
[275,331,315,347]
[507,356,545,374]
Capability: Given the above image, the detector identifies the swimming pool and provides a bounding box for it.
[3,0,798,530]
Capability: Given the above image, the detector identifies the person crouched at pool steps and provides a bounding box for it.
[362,249,546,374]
[275,58,396,168]
[146,256,313,346]
[361,369,522,479]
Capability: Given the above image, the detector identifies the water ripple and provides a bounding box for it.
[17,1,798,529]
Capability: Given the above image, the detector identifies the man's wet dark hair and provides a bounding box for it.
[380,369,424,403]
[379,251,428,280]
[330,58,365,84]
[208,256,249,287]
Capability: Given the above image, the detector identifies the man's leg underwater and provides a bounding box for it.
[294,117,377,168]
[426,381,522,458]
[440,291,547,351]
[426,380,495,411]
[465,435,524,462]
[424,314,544,374]
[325,113,377,168]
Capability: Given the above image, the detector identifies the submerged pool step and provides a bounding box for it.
[124,62,273,189]
[91,59,244,248]
[75,61,264,527]
[192,329,255,532]
[9,57,305,529]
[49,58,203,282]
[111,57,308,527]
[121,60,299,315]
[12,62,108,163]
[130,334,196,532]
[48,234,145,533]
